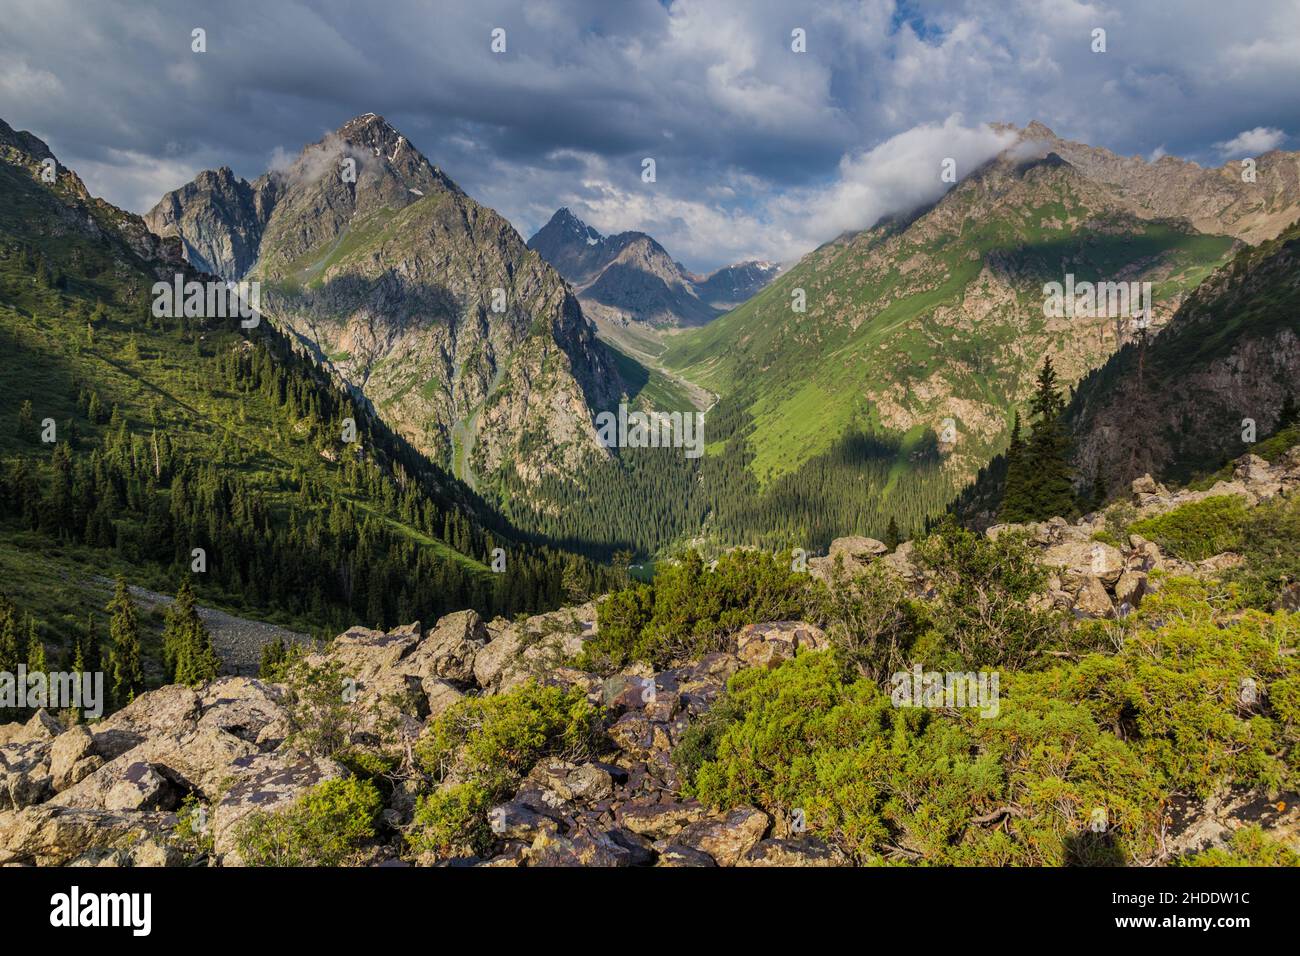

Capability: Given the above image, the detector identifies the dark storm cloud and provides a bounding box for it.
[0,0,1296,271]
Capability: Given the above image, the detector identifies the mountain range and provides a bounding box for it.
[527,207,778,328]
[0,115,612,642]
[656,123,1300,536]
[7,111,1300,563]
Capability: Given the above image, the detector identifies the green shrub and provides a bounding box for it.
[1089,529,1123,548]
[409,681,601,858]
[913,518,1061,669]
[258,636,304,681]
[173,793,214,861]
[811,561,926,682]
[583,549,815,670]
[1230,494,1300,608]
[284,657,364,758]
[684,580,1299,866]
[1174,825,1300,867]
[1128,495,1250,562]
[234,777,382,866]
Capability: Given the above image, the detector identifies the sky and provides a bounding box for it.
[1,0,1297,272]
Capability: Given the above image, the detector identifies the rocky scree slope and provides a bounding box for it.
[2,446,1295,867]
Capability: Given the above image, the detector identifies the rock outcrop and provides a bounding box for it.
[0,593,831,868]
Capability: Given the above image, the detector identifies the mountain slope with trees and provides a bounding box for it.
[147,115,624,495]
[0,116,615,700]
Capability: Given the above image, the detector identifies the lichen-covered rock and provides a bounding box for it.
[740,836,849,866]
[1042,540,1124,585]
[420,677,465,719]
[527,826,652,867]
[607,714,670,762]
[526,760,615,804]
[617,798,710,839]
[1073,575,1115,619]
[406,611,487,685]
[49,725,101,792]
[1114,569,1148,608]
[0,805,178,866]
[655,843,718,866]
[0,740,52,811]
[211,751,348,862]
[197,677,291,750]
[670,807,769,866]
[488,799,563,842]
[56,726,258,811]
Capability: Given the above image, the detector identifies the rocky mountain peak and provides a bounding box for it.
[529,208,777,327]
[0,118,55,163]
[1021,120,1060,142]
[334,112,410,158]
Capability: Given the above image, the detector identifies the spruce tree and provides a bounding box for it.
[0,598,19,675]
[884,516,901,551]
[107,577,143,704]
[25,616,46,673]
[162,578,197,680]
[1019,357,1076,521]
[999,411,1030,522]
[166,579,219,685]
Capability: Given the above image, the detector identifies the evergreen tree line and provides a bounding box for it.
[2,300,617,645]
[495,391,958,560]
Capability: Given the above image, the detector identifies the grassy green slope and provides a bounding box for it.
[663,162,1236,488]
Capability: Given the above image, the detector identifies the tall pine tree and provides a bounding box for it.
[165,579,219,685]
[107,577,143,704]
[1002,357,1076,522]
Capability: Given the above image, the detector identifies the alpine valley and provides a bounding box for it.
[3,107,1300,872]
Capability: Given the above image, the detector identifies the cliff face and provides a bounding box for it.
[144,115,623,490]
[145,166,277,279]
[1068,224,1300,490]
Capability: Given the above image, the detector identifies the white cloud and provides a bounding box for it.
[1213,126,1287,157]
[781,117,1016,248]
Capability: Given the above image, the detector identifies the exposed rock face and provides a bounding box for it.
[0,118,185,275]
[144,115,623,491]
[1067,222,1300,494]
[1016,121,1300,245]
[528,208,777,328]
[144,166,277,278]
